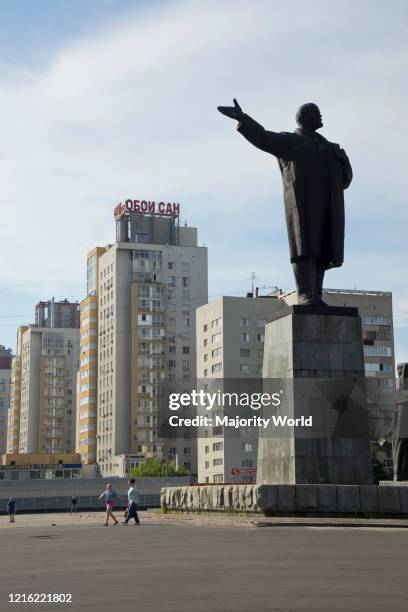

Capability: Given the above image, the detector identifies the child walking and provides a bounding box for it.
[98,484,120,526]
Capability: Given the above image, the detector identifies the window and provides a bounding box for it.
[257,333,264,342]
[240,333,250,342]
[240,364,250,373]
[205,445,209,454]
[204,354,208,362]
[258,319,268,327]
[212,363,222,373]
[182,277,190,287]
[242,442,252,452]
[240,348,250,357]
[212,332,223,343]
[363,329,391,341]
[183,447,191,455]
[365,363,393,372]
[205,461,210,469]
[240,318,249,327]
[213,442,223,451]
[168,262,175,270]
[169,345,176,353]
[212,347,222,358]
[361,315,391,326]
[204,338,208,347]
[211,317,222,329]
[182,262,191,273]
[213,474,223,483]
[183,346,190,354]
[363,346,392,357]
[203,324,208,332]
[213,458,223,466]
[204,369,208,377]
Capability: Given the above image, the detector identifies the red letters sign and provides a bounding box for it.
[114,199,180,219]
[229,467,257,477]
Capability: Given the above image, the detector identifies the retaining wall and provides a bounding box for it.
[161,484,408,515]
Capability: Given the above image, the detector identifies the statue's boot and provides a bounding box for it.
[293,258,327,306]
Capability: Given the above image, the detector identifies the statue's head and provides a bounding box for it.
[295,103,323,130]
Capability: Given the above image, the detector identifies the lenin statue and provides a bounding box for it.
[218,99,353,306]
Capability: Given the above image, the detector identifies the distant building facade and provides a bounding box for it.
[0,345,12,455]
[279,288,395,443]
[76,200,208,477]
[76,246,106,465]
[196,295,285,484]
[7,300,80,455]
[35,298,80,329]
[196,288,395,483]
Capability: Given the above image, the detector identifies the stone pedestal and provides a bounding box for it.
[257,305,373,485]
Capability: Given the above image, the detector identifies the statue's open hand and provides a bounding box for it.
[217,98,243,121]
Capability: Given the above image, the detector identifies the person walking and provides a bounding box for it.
[123,478,140,525]
[7,497,16,523]
[70,496,77,514]
[98,484,119,526]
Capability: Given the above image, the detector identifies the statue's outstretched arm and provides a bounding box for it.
[218,98,293,160]
[237,114,292,159]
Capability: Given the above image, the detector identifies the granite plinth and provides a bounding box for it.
[257,305,373,485]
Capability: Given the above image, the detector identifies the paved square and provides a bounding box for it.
[1,516,408,611]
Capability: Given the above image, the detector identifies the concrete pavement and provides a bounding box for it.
[1,513,408,611]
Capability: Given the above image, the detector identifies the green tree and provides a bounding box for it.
[130,458,190,478]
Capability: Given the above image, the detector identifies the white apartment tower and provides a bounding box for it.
[84,199,207,477]
[196,288,396,483]
[7,324,80,454]
[279,288,395,444]
[196,295,285,484]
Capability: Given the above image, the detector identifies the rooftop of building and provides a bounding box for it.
[271,288,393,299]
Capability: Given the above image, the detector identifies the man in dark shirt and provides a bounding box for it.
[7,497,16,523]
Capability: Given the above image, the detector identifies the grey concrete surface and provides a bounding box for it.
[0,519,408,611]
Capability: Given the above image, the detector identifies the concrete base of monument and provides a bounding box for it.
[161,484,408,516]
[258,305,373,485]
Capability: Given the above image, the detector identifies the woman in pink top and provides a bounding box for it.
[98,483,120,526]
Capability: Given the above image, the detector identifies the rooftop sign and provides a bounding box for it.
[114,199,180,219]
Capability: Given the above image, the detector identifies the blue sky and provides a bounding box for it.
[0,0,407,365]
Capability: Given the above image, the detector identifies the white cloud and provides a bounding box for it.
[0,0,407,344]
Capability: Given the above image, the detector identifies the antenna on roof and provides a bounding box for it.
[249,272,258,296]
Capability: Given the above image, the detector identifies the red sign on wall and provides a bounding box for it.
[229,467,257,477]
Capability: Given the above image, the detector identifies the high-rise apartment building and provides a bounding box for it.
[77,200,208,477]
[6,302,80,455]
[35,298,80,329]
[0,345,12,455]
[279,288,395,440]
[76,247,106,465]
[196,295,285,484]
[196,288,395,483]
